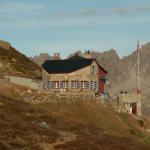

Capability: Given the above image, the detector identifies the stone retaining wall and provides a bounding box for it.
[5,75,43,91]
[23,92,95,104]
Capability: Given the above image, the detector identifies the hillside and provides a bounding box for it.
[0,40,41,78]
[0,90,150,149]
[0,40,150,149]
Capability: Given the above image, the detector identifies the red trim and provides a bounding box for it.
[61,80,68,82]
[93,59,107,73]
[132,103,137,115]
[98,68,106,93]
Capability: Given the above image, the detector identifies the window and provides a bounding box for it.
[44,81,50,90]
[60,81,68,89]
[81,81,89,89]
[91,81,97,90]
[45,81,50,90]
[51,81,59,89]
[91,66,96,74]
[71,81,80,89]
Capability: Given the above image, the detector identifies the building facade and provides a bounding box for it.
[117,93,141,116]
[42,55,107,93]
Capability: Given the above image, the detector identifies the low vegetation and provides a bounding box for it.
[0,84,150,149]
[0,45,41,78]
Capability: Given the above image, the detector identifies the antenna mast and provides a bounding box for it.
[137,37,141,116]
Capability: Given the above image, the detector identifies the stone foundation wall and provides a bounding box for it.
[23,91,95,104]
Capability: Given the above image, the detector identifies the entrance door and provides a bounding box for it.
[132,103,137,115]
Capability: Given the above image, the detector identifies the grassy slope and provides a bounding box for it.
[0,91,150,150]
[0,95,59,150]
[0,46,41,78]
[35,101,150,150]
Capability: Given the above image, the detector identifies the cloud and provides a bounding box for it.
[49,9,99,20]
[77,4,150,16]
[0,1,150,29]
[0,1,44,14]
[2,14,150,29]
[80,8,98,15]
[51,4,150,19]
[111,5,150,14]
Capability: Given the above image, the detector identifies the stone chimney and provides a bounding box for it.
[54,53,61,60]
[82,50,92,59]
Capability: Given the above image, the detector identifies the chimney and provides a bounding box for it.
[54,53,61,60]
[82,50,92,59]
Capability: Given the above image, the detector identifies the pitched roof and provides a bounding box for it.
[42,56,107,74]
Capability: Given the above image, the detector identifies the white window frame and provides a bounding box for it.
[81,81,89,89]
[61,81,68,89]
[91,81,97,90]
[52,81,59,89]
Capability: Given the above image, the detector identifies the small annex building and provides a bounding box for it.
[42,54,107,94]
[117,92,141,116]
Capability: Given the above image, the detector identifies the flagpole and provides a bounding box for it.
[137,37,141,116]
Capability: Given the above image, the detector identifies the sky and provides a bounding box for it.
[0,0,150,58]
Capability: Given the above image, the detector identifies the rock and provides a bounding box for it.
[4,63,11,70]
[0,40,11,50]
[0,61,3,69]
[39,121,50,129]
[11,58,17,63]
[146,129,150,133]
[0,102,3,106]
[27,89,32,94]
[26,113,30,116]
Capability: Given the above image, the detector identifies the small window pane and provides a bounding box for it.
[71,81,79,89]
[51,81,59,89]
[81,81,89,89]
[91,66,97,74]
[91,81,97,90]
[60,81,68,89]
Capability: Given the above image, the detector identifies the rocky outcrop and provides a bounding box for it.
[87,43,150,116]
[0,40,11,50]
[0,40,41,78]
[31,53,53,66]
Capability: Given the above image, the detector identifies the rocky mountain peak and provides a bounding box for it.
[31,53,53,66]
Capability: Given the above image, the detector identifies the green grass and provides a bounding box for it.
[139,136,150,144]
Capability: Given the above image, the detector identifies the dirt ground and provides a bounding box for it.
[0,93,150,150]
